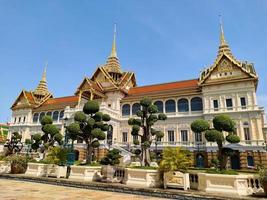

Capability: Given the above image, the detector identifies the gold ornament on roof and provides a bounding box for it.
[34,63,51,97]
[218,59,233,72]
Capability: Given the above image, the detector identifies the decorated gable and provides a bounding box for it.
[11,91,32,109]
[204,56,250,83]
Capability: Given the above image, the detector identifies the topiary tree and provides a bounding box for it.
[128,97,167,166]
[4,132,23,156]
[31,115,63,158]
[100,148,121,166]
[191,115,240,170]
[66,100,111,164]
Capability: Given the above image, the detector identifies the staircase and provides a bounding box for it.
[109,144,133,164]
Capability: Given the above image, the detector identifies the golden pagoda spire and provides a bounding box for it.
[219,16,227,46]
[217,16,234,59]
[109,23,117,58]
[34,63,51,97]
[104,24,122,76]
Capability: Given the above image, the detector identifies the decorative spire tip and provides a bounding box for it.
[110,23,118,58]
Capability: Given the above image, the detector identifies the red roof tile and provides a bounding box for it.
[42,96,78,105]
[127,79,199,95]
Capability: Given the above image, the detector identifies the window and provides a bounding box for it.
[244,127,251,141]
[247,156,254,167]
[122,132,128,143]
[178,99,189,112]
[195,132,202,142]
[240,97,246,109]
[23,116,26,123]
[226,98,233,110]
[132,135,138,141]
[39,112,45,123]
[46,112,52,116]
[122,104,130,116]
[18,117,21,123]
[33,113,39,123]
[14,117,17,124]
[165,100,176,113]
[52,111,59,122]
[168,130,175,142]
[154,101,163,113]
[132,103,141,115]
[213,100,219,111]
[181,130,188,142]
[191,97,203,111]
[59,110,64,119]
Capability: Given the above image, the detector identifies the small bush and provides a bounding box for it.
[4,155,30,174]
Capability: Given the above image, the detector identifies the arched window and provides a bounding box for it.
[33,113,39,123]
[52,111,59,122]
[165,100,176,113]
[39,112,45,123]
[191,97,203,111]
[247,156,254,167]
[46,111,52,116]
[132,103,141,115]
[178,98,189,112]
[154,101,163,113]
[122,104,130,116]
[59,110,64,119]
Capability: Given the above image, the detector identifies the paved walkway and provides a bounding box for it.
[0,179,166,200]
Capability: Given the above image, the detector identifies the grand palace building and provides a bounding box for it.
[8,24,267,169]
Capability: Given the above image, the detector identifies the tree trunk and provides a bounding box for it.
[86,142,93,164]
[141,147,151,166]
[217,141,227,170]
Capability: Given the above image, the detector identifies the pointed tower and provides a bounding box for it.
[33,64,52,100]
[104,24,122,81]
[216,18,234,59]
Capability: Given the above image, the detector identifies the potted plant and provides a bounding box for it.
[159,147,192,190]
[100,148,122,182]
[45,146,68,178]
[4,154,29,174]
[258,165,267,195]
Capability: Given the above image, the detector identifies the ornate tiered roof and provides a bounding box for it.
[199,22,258,85]
[11,24,259,111]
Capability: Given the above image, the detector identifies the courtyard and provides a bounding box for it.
[0,179,165,200]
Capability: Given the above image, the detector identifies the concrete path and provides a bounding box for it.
[0,179,165,200]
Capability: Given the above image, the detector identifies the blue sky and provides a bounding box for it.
[0,1,266,122]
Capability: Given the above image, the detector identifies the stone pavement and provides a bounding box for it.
[0,179,165,200]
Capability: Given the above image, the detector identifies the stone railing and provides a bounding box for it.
[247,175,264,194]
[189,172,199,190]
[188,172,264,196]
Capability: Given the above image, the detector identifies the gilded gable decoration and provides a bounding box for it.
[199,22,258,86]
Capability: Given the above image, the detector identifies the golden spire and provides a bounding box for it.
[217,16,233,59]
[109,23,117,58]
[34,63,51,97]
[220,16,227,46]
[105,24,121,76]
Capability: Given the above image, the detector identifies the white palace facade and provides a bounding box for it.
[9,25,267,169]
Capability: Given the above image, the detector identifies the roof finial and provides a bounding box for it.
[110,23,118,58]
[219,14,227,46]
[42,61,48,82]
